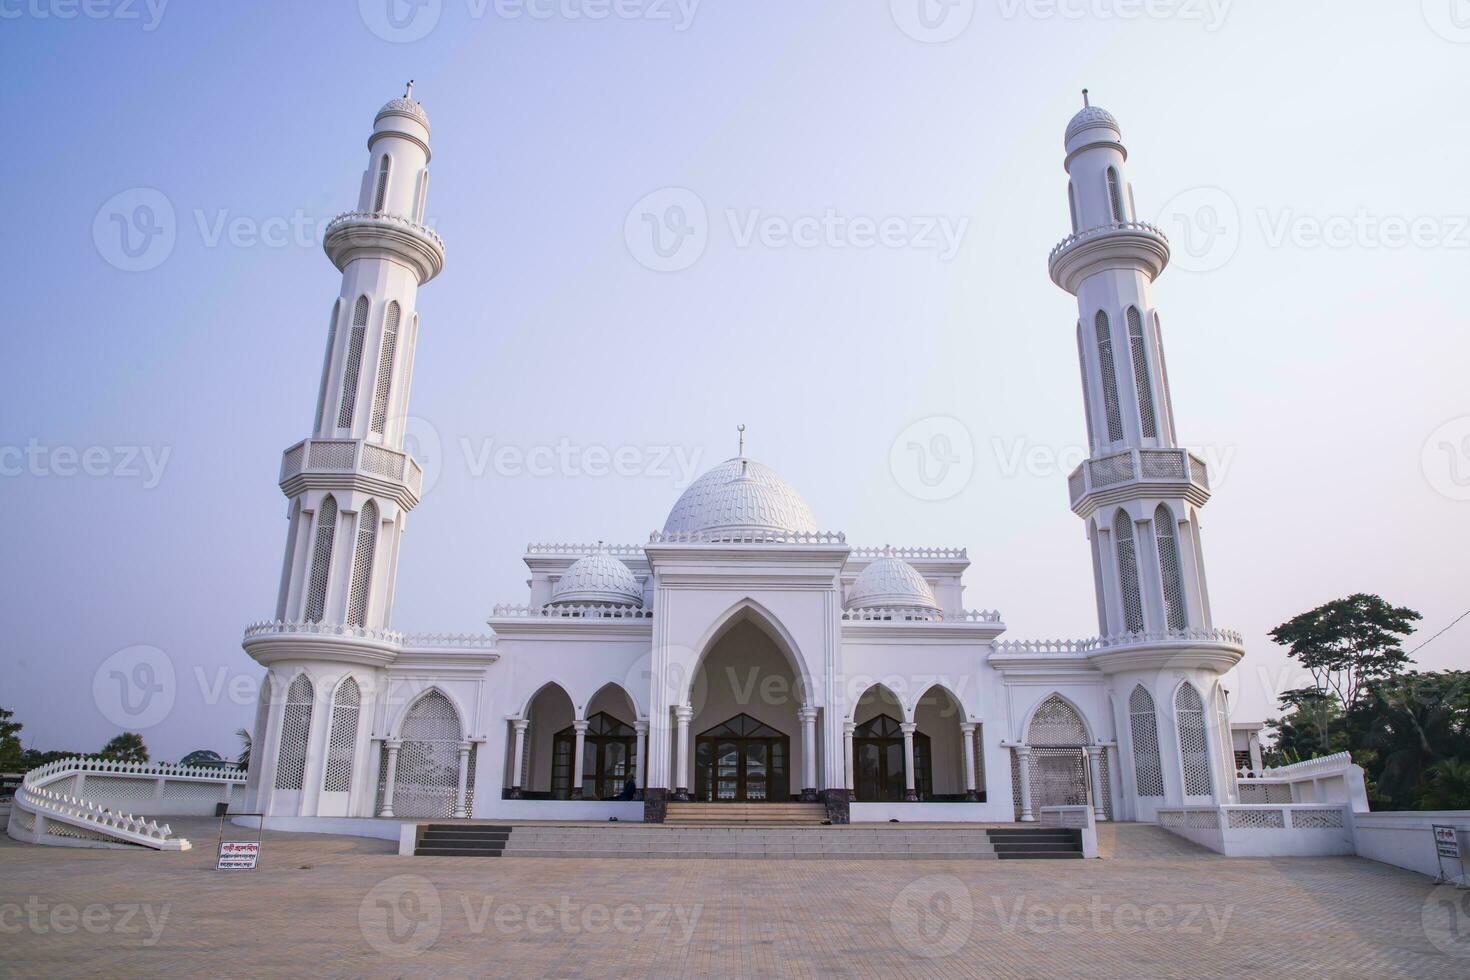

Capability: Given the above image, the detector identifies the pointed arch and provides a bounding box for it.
[1112,509,1145,633]
[1174,681,1211,796]
[346,500,378,627]
[1076,322,1096,453]
[372,154,391,213]
[387,684,468,739]
[909,682,966,723]
[1023,692,1092,746]
[851,682,904,724]
[273,672,315,791]
[314,299,341,434]
[391,688,465,818]
[685,598,813,708]
[369,301,400,435]
[1067,182,1079,233]
[1154,311,1178,443]
[1128,684,1164,797]
[322,676,362,794]
[336,296,370,429]
[1126,306,1158,439]
[518,679,577,721]
[585,680,640,723]
[1094,311,1124,443]
[1154,504,1187,630]
[1106,167,1125,221]
[303,495,338,623]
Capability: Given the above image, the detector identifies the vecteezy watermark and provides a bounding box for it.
[990,437,1239,490]
[0,0,168,30]
[890,875,974,958]
[359,0,699,42]
[459,438,705,488]
[624,188,969,272]
[1422,416,1470,502]
[1156,186,1241,273]
[890,0,975,43]
[360,875,442,958]
[0,899,170,946]
[995,0,1231,31]
[1423,881,1470,957]
[889,416,975,502]
[93,646,176,730]
[1422,0,1470,43]
[93,188,176,273]
[0,440,171,489]
[992,896,1234,943]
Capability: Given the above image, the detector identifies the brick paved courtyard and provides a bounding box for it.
[1,820,1465,978]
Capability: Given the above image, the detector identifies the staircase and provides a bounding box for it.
[499,825,997,859]
[663,802,828,826]
[414,824,513,857]
[985,826,1085,859]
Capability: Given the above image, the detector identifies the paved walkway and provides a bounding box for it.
[0,820,1464,978]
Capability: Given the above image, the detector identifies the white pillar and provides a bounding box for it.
[378,739,401,817]
[900,722,918,802]
[960,723,979,801]
[843,722,855,792]
[571,719,589,800]
[633,720,648,796]
[798,706,818,801]
[509,718,528,799]
[1085,745,1108,821]
[455,741,472,818]
[1016,745,1035,822]
[673,705,693,800]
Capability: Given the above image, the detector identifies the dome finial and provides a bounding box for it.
[404,79,415,99]
[737,423,746,458]
[1081,88,1089,107]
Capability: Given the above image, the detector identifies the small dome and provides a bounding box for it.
[376,96,430,134]
[846,553,940,613]
[1065,104,1119,145]
[662,458,818,539]
[550,548,643,607]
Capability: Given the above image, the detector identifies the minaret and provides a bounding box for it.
[267,85,444,632]
[1050,92,1213,641]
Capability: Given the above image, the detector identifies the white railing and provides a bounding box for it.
[994,627,1243,656]
[242,620,494,651]
[648,529,847,545]
[848,546,968,560]
[1234,752,1368,812]
[1066,448,1210,506]
[7,757,248,852]
[324,210,445,252]
[279,438,424,498]
[842,607,943,622]
[525,542,645,557]
[490,604,655,620]
[1049,220,1169,261]
[1154,804,1353,857]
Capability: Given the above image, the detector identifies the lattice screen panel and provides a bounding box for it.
[1127,307,1158,438]
[1128,686,1165,797]
[161,781,225,802]
[1010,751,1022,819]
[1076,324,1096,452]
[303,497,337,623]
[374,747,389,815]
[1227,808,1284,829]
[337,298,369,428]
[1155,506,1187,630]
[1098,749,1113,819]
[1290,809,1344,829]
[1175,684,1212,796]
[369,302,400,435]
[346,504,377,628]
[1094,311,1124,443]
[84,776,154,803]
[274,675,314,791]
[324,678,361,793]
[1029,747,1089,809]
[1027,695,1089,746]
[391,691,463,818]
[1113,512,1145,633]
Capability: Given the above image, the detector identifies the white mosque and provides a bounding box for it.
[239,88,1246,826]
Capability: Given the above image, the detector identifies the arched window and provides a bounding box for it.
[1154,312,1178,443]
[1106,167,1125,221]
[552,712,636,800]
[392,690,464,817]
[1022,695,1103,816]
[274,674,314,791]
[1128,685,1164,797]
[1067,183,1079,233]
[1089,525,1109,635]
[369,302,400,435]
[314,300,340,434]
[346,501,378,627]
[1175,683,1212,796]
[372,155,391,213]
[1094,311,1124,443]
[1076,323,1096,452]
[1113,509,1145,633]
[1126,307,1158,439]
[1154,505,1187,630]
[303,496,337,623]
[414,170,429,224]
[323,677,361,793]
[336,297,369,429]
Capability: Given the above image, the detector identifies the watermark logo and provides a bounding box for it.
[1422,0,1470,43]
[993,896,1234,942]
[889,416,974,501]
[995,0,1230,31]
[625,187,708,272]
[890,0,974,43]
[890,874,973,958]
[0,0,169,30]
[1156,186,1240,273]
[0,899,170,945]
[92,645,175,730]
[360,0,443,42]
[1422,416,1470,501]
[359,875,442,957]
[1422,882,1470,957]
[398,415,445,499]
[93,188,175,273]
[0,440,171,488]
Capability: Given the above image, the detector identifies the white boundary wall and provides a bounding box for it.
[1348,811,1470,881]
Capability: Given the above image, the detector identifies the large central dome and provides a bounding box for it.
[662,457,818,538]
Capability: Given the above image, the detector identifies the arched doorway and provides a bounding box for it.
[553,713,637,800]
[392,690,463,818]
[694,714,790,802]
[520,683,575,799]
[854,714,930,801]
[1019,694,1108,817]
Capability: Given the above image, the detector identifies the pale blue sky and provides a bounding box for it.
[2,1,1467,760]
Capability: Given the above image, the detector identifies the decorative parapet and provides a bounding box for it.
[323,210,446,283]
[841,607,943,623]
[1048,220,1171,294]
[995,627,1243,656]
[1048,220,1169,262]
[242,620,494,653]
[526,542,644,557]
[848,546,967,560]
[648,529,847,545]
[279,437,424,505]
[1066,448,1209,512]
[490,604,654,620]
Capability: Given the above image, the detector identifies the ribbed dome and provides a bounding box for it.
[846,554,939,612]
[662,458,818,539]
[1065,104,1119,144]
[376,97,430,133]
[550,548,643,607]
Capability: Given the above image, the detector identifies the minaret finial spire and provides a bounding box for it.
[1082,88,1089,107]
[405,79,415,99]
[737,423,746,458]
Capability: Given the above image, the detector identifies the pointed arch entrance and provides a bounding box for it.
[694,714,791,802]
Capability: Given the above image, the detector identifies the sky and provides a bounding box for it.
[1,0,1467,762]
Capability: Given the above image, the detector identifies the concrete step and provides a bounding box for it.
[985,826,1084,859]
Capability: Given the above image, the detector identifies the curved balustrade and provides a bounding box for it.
[1049,220,1169,261]
[649,529,847,545]
[243,620,493,650]
[848,546,968,560]
[995,627,1243,656]
[490,604,654,620]
[324,210,445,251]
[526,542,645,557]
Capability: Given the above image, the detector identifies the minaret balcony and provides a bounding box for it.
[1048,220,1170,293]
[279,438,422,511]
[242,620,496,669]
[1067,447,1209,517]
[323,210,445,283]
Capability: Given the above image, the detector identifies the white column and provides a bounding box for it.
[900,722,918,802]
[1016,745,1035,821]
[798,706,818,801]
[1085,745,1108,821]
[843,722,855,792]
[673,705,693,800]
[455,741,472,818]
[570,719,589,800]
[633,720,648,796]
[378,739,401,817]
[960,723,979,802]
[509,718,528,799]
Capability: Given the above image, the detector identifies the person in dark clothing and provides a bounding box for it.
[616,775,637,801]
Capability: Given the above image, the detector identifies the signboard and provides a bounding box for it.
[217,840,260,870]
[1433,825,1460,860]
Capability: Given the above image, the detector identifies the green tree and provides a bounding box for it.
[99,732,149,764]
[1269,594,1420,715]
[0,708,22,770]
[1357,671,1470,809]
[235,728,252,771]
